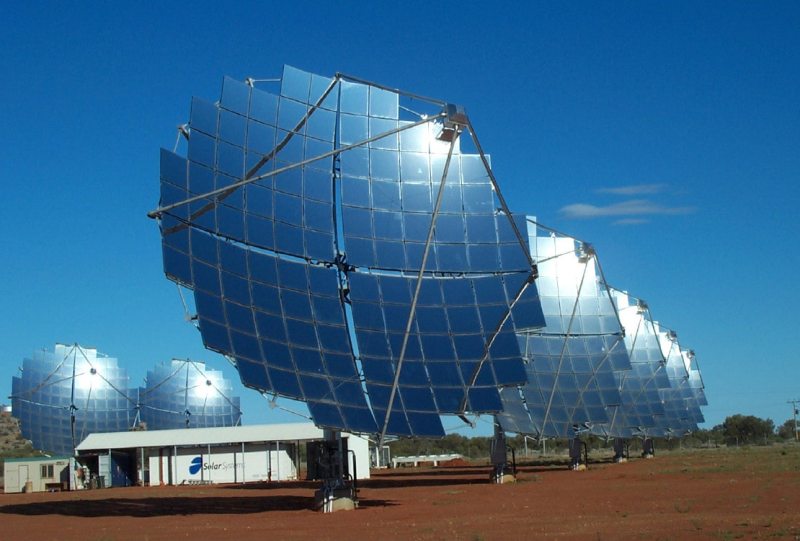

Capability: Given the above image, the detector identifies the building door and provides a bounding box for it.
[19,465,29,492]
[98,454,111,487]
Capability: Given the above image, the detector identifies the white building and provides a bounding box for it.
[4,456,76,493]
[75,423,370,487]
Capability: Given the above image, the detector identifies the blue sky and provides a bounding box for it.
[1,2,798,434]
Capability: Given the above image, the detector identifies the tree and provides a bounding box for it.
[721,414,775,445]
[777,419,798,440]
[682,426,724,447]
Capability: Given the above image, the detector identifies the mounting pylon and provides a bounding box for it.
[788,399,799,442]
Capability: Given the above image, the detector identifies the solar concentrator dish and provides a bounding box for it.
[679,346,707,429]
[153,66,546,438]
[684,349,708,409]
[10,343,135,455]
[496,220,632,438]
[138,359,242,430]
[653,324,704,436]
[603,290,671,438]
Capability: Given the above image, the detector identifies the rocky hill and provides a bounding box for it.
[0,410,36,456]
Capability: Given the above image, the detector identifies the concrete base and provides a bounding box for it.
[614,457,628,463]
[642,453,654,459]
[571,463,588,471]
[491,472,516,484]
[314,488,357,512]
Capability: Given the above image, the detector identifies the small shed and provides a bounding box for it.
[4,456,75,493]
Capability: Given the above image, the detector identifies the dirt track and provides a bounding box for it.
[2,445,798,540]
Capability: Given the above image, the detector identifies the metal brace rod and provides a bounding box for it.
[465,117,535,270]
[525,216,590,248]
[376,128,461,451]
[69,345,78,452]
[662,331,688,378]
[188,359,241,412]
[564,267,625,427]
[91,364,138,408]
[336,72,447,107]
[458,267,537,414]
[607,403,620,436]
[513,385,541,436]
[164,75,341,232]
[246,75,341,181]
[595,255,628,342]
[540,250,590,435]
[73,343,110,452]
[451,115,541,416]
[148,113,442,219]
[568,335,624,420]
[183,359,190,426]
[262,392,314,421]
[11,344,75,400]
[672,346,695,424]
[567,251,631,431]
[520,327,545,436]
[630,312,669,406]
[175,283,197,325]
[607,309,644,435]
[616,303,644,395]
[534,247,588,267]
[656,334,684,412]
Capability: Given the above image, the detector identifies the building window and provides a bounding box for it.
[40,464,54,478]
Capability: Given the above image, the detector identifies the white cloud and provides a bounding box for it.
[613,218,650,225]
[596,183,668,195]
[559,199,695,219]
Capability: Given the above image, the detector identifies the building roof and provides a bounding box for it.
[4,455,72,463]
[76,423,341,452]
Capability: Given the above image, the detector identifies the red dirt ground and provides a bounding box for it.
[2,445,798,540]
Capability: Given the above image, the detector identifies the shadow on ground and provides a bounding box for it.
[221,480,319,490]
[370,466,490,478]
[0,495,396,517]
[360,476,488,489]
[221,467,491,491]
[220,474,486,491]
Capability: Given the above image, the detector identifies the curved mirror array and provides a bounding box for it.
[155,65,546,437]
[154,66,706,440]
[654,325,706,437]
[10,344,134,455]
[497,220,631,437]
[138,359,242,429]
[603,290,671,438]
